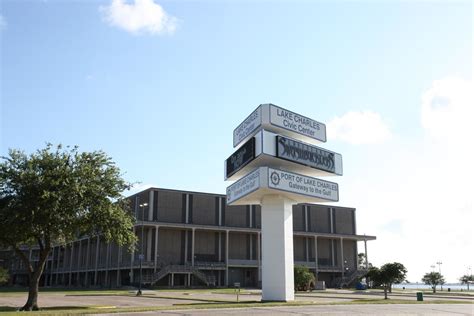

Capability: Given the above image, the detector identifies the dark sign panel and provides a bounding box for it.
[276,136,336,173]
[226,137,256,178]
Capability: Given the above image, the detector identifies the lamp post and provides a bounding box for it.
[136,202,148,296]
[436,261,442,291]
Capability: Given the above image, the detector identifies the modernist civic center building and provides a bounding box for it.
[2,187,375,288]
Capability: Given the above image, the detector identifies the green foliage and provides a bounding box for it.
[367,262,407,287]
[422,272,445,293]
[0,267,8,284]
[294,266,315,291]
[459,274,473,284]
[0,143,137,309]
[0,144,137,250]
[357,253,372,269]
[366,262,407,299]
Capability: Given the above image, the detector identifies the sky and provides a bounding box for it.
[0,0,472,283]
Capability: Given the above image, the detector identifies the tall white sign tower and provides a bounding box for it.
[225,104,342,301]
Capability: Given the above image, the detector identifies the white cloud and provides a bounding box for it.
[327,110,392,145]
[100,0,178,35]
[421,76,473,142]
[339,76,473,283]
[0,14,6,31]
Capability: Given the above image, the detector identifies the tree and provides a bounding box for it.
[422,272,445,293]
[0,144,137,311]
[294,265,315,291]
[0,267,9,285]
[358,253,373,269]
[459,274,473,291]
[366,262,407,299]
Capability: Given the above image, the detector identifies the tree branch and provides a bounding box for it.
[11,245,33,274]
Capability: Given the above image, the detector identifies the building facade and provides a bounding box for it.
[3,187,375,288]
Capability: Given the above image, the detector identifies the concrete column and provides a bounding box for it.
[304,205,308,232]
[305,237,309,262]
[331,239,335,267]
[249,206,253,228]
[154,226,159,272]
[77,240,82,286]
[94,236,100,285]
[364,239,368,270]
[56,246,61,284]
[261,195,295,301]
[340,237,344,279]
[171,273,174,287]
[257,232,261,284]
[148,190,154,221]
[314,236,318,275]
[184,229,189,264]
[218,232,222,262]
[330,208,334,233]
[147,228,153,262]
[84,238,91,286]
[249,234,253,260]
[188,273,191,287]
[185,194,189,224]
[130,227,135,282]
[69,242,74,286]
[117,246,122,287]
[49,247,55,286]
[218,198,222,226]
[191,228,195,266]
[225,230,229,286]
[105,243,110,287]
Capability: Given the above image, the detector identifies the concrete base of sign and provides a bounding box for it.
[261,195,295,302]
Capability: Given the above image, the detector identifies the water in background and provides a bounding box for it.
[393,283,472,290]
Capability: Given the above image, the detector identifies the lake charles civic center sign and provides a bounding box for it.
[224,104,343,301]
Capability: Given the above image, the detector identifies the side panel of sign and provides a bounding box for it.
[226,137,256,178]
[233,106,262,147]
[267,168,339,202]
[226,168,261,204]
[269,104,326,143]
[276,136,342,175]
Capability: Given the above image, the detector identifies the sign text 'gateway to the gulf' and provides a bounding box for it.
[233,104,327,148]
[226,167,339,205]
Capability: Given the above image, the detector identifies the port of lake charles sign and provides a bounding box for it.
[226,167,339,205]
[268,167,338,201]
[233,104,327,148]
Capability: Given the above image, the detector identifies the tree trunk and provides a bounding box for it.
[20,274,40,311]
[389,283,392,293]
[384,286,388,299]
[433,286,436,293]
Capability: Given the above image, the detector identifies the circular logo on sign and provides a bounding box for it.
[270,171,280,186]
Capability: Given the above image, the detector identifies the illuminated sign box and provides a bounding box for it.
[225,130,342,181]
[226,167,339,205]
[233,104,327,148]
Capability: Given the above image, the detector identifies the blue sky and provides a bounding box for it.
[1,0,472,283]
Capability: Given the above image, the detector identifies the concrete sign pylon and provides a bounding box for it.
[260,195,295,301]
[225,104,341,302]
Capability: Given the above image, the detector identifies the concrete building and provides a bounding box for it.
[3,187,375,288]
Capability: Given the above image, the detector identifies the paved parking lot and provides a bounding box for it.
[98,304,474,316]
[0,289,472,314]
